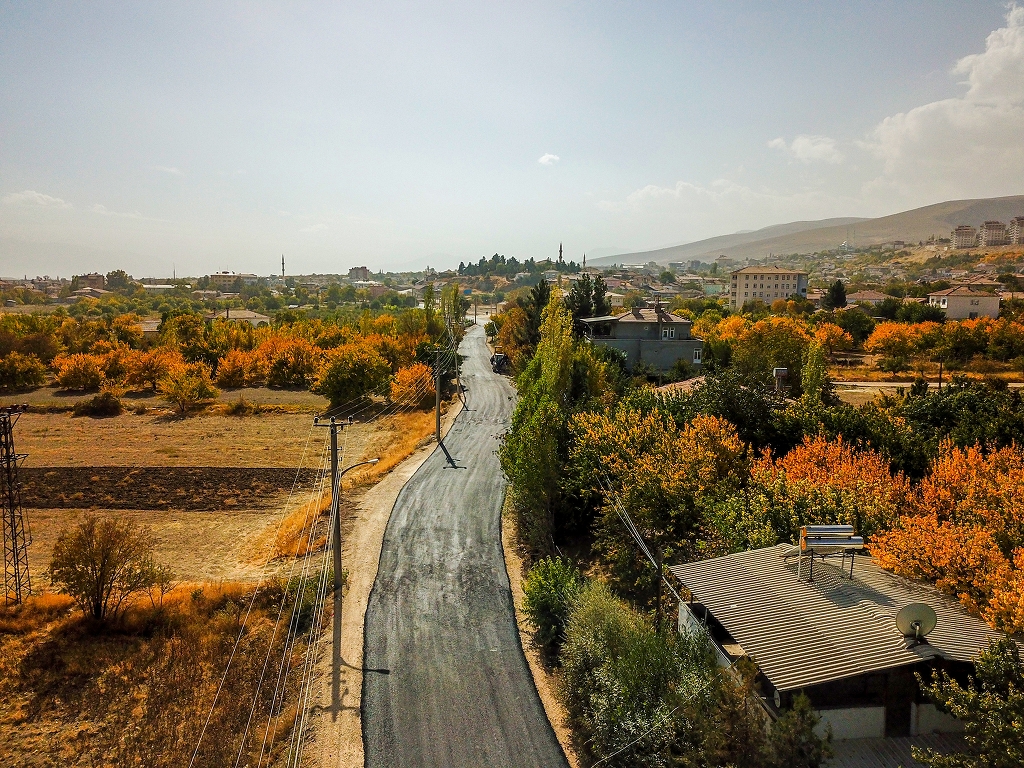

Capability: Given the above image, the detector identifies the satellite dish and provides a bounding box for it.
[896,603,937,641]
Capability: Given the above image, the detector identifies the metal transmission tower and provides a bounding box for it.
[1,406,31,606]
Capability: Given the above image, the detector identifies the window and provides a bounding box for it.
[662,327,675,339]
[693,348,702,363]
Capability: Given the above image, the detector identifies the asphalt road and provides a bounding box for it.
[362,325,568,768]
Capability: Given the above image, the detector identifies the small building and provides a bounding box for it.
[670,545,1003,746]
[348,266,371,281]
[847,290,890,306]
[73,287,111,299]
[137,318,162,339]
[978,221,1009,247]
[142,284,178,295]
[950,225,977,249]
[77,272,106,289]
[928,286,1000,320]
[205,308,270,326]
[579,304,703,372]
[728,266,808,309]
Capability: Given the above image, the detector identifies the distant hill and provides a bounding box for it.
[591,195,1024,266]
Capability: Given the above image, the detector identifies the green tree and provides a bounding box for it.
[914,638,1024,768]
[523,556,583,657]
[313,344,392,406]
[821,280,847,311]
[564,273,594,324]
[105,270,133,291]
[592,275,612,317]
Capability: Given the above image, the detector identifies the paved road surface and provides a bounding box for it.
[362,325,568,767]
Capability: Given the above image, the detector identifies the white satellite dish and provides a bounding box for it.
[896,603,937,642]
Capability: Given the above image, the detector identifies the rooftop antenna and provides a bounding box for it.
[896,603,937,644]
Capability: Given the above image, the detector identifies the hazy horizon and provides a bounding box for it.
[3,2,1024,277]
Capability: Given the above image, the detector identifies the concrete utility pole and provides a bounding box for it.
[435,367,442,443]
[314,416,378,593]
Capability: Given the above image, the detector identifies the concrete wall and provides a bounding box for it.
[911,703,964,736]
[815,707,886,740]
[593,338,703,372]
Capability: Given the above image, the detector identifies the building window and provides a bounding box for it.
[662,327,676,339]
[693,348,702,363]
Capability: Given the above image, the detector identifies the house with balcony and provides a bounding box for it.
[579,303,703,372]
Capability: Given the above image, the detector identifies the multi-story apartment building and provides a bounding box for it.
[207,271,259,290]
[978,221,1009,247]
[348,266,371,281]
[728,266,808,309]
[1009,217,1024,245]
[951,225,978,249]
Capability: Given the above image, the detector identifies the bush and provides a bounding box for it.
[159,362,220,413]
[0,351,46,391]
[48,514,166,621]
[313,343,392,406]
[523,556,582,657]
[390,362,435,408]
[53,353,104,391]
[73,391,124,417]
[561,580,717,766]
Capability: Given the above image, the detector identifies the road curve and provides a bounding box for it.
[362,325,568,767]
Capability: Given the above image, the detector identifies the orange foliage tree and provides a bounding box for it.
[390,362,435,408]
[871,441,1024,632]
[750,434,909,541]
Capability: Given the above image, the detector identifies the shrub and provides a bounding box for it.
[313,343,391,406]
[73,391,124,417]
[126,349,182,391]
[522,556,582,657]
[53,353,104,391]
[159,362,220,413]
[215,349,267,388]
[390,362,435,408]
[48,514,167,621]
[0,351,46,391]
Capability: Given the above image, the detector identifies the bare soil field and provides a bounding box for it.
[0,384,330,411]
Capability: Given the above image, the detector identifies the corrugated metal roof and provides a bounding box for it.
[668,545,1003,691]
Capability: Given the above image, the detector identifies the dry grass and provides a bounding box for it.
[0,579,320,768]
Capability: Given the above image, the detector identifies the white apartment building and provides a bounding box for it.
[729,267,808,309]
[1009,217,1024,245]
[951,225,978,249]
[978,221,1009,247]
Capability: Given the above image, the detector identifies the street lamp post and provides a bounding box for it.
[330,457,378,592]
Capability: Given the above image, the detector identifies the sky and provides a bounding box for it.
[2,1,1023,278]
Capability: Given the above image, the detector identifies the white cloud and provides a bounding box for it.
[2,190,71,208]
[860,5,1024,196]
[768,134,845,164]
[91,204,143,218]
[151,166,184,176]
[538,153,560,165]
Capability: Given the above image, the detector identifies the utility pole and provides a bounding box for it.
[314,416,379,592]
[2,406,31,606]
[435,366,442,443]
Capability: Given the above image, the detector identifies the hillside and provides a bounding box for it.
[593,195,1024,266]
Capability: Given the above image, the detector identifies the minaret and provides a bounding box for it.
[583,253,586,269]
[282,254,285,278]
[559,242,563,263]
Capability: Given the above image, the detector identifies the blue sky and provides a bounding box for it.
[2,1,1021,277]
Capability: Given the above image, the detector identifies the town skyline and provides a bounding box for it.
[3,2,1024,277]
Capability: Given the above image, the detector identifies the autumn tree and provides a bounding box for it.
[53,353,104,391]
[159,362,220,413]
[49,514,167,621]
[390,362,435,408]
[865,322,917,374]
